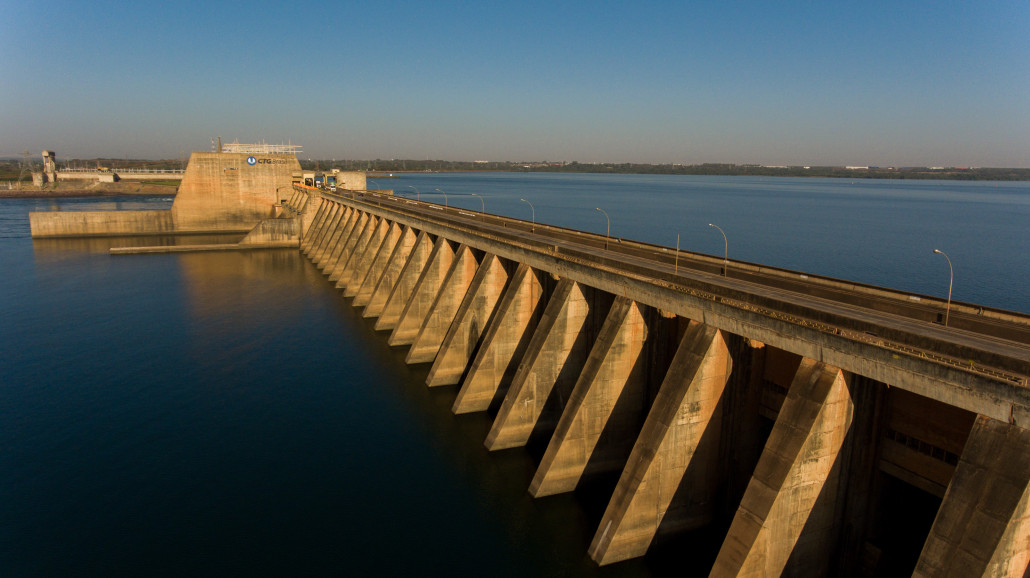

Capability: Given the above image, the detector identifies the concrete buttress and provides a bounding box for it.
[365,227,419,319]
[406,245,480,363]
[317,208,357,273]
[312,205,345,266]
[529,297,650,498]
[375,231,434,332]
[913,415,1030,578]
[425,254,510,385]
[452,263,547,413]
[297,189,321,238]
[300,199,330,254]
[309,199,337,253]
[325,210,367,283]
[484,280,595,451]
[353,222,403,307]
[334,215,380,289]
[318,205,354,267]
[588,322,732,565]
[710,358,853,578]
[388,236,455,346]
[343,218,391,297]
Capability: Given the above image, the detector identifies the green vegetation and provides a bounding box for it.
[4,157,1027,182]
[0,158,186,180]
[139,180,181,187]
[0,160,30,181]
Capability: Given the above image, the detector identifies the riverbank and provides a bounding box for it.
[0,181,177,198]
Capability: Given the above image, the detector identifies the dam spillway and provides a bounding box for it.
[283,184,1030,576]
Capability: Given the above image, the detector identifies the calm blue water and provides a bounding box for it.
[1,174,1028,576]
[390,173,1030,313]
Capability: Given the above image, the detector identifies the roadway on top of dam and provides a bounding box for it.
[308,188,1030,386]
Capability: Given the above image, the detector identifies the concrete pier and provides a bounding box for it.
[317,207,354,271]
[300,199,331,255]
[711,359,853,577]
[389,237,456,346]
[326,212,368,283]
[334,215,379,288]
[485,280,598,451]
[588,322,732,565]
[365,227,419,319]
[425,254,510,386]
[529,297,651,497]
[343,217,391,296]
[353,222,403,307]
[452,263,548,413]
[914,415,1030,577]
[313,206,347,267]
[407,245,480,363]
[376,231,434,332]
[324,210,363,282]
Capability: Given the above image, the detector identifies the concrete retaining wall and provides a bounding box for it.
[239,218,299,246]
[28,210,175,237]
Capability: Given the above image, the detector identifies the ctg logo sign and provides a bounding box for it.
[245,157,290,165]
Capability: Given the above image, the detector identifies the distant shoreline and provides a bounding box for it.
[355,164,1030,181]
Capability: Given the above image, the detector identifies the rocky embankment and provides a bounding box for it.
[0,181,178,198]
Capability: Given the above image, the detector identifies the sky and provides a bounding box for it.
[2,0,1029,167]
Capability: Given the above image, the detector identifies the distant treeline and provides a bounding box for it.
[306,159,1030,181]
[4,158,1028,182]
[0,158,186,181]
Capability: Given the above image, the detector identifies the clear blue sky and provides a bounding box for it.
[2,0,1028,166]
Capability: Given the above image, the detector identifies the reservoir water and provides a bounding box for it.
[2,174,1028,576]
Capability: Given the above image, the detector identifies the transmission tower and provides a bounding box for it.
[18,150,32,183]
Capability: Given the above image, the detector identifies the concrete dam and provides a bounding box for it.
[283,185,1030,577]
[28,149,1030,575]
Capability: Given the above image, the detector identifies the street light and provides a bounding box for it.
[408,185,420,201]
[469,192,485,212]
[675,233,680,274]
[933,249,954,326]
[369,179,379,191]
[709,223,727,276]
[596,207,610,250]
[520,198,535,232]
[434,188,448,207]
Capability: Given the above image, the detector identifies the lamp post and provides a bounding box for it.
[933,249,954,326]
[520,198,535,232]
[368,179,379,191]
[709,223,727,276]
[469,192,485,212]
[675,233,680,274]
[434,188,448,207]
[596,207,610,250]
[408,185,420,201]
